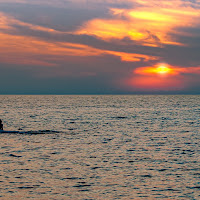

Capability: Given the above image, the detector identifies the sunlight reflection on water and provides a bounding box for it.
[0,95,200,199]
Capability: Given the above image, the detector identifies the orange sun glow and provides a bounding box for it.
[126,63,188,91]
[154,66,172,75]
[134,64,181,76]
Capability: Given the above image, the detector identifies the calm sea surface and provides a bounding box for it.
[0,95,200,199]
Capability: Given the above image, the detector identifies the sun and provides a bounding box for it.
[129,63,185,91]
[154,65,172,75]
[134,63,177,76]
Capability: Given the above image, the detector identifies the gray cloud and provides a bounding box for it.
[0,2,110,31]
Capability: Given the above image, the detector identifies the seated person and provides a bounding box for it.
[0,119,3,130]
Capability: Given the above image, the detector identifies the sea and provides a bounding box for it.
[0,95,199,200]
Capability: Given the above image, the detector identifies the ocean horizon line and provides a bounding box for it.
[0,93,200,96]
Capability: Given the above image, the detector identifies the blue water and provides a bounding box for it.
[0,95,199,199]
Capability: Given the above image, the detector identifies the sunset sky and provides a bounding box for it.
[0,0,200,94]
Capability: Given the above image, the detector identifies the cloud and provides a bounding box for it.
[0,11,158,68]
[75,0,200,47]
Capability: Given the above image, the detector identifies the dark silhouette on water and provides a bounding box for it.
[0,119,3,130]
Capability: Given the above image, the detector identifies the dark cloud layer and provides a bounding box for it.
[0,2,110,31]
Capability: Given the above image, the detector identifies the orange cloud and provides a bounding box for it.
[0,12,59,34]
[105,51,158,62]
[0,32,157,66]
[0,12,158,67]
[183,67,200,74]
[75,0,200,47]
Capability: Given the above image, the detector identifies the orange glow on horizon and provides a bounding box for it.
[126,63,200,91]
[134,64,184,76]
[127,76,185,91]
[132,64,185,90]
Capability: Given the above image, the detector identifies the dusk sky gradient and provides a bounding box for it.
[0,0,200,94]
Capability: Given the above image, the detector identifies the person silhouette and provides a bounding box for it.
[0,119,3,130]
